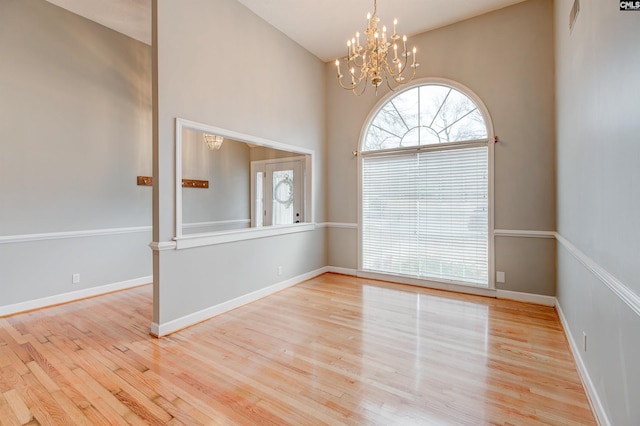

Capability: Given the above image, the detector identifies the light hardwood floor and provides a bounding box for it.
[0,273,595,425]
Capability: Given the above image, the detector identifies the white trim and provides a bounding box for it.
[496,289,556,306]
[182,219,250,230]
[251,156,308,227]
[249,155,307,166]
[494,229,556,239]
[0,276,152,318]
[151,267,330,337]
[333,269,558,307]
[356,271,497,298]
[357,77,496,290]
[556,301,611,426]
[174,223,316,250]
[175,117,315,241]
[149,241,177,251]
[176,118,315,158]
[327,266,358,276]
[0,226,151,244]
[359,139,489,157]
[556,233,640,317]
[316,222,358,229]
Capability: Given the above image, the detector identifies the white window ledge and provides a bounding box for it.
[174,223,316,249]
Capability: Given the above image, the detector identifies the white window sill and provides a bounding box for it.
[174,222,316,249]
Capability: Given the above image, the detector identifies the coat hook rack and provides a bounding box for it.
[182,179,209,188]
[137,176,152,186]
[137,176,209,188]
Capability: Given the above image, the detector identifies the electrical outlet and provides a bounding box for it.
[277,266,283,276]
[496,271,506,283]
[583,331,587,352]
[72,273,80,284]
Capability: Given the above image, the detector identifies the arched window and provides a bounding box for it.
[360,81,492,287]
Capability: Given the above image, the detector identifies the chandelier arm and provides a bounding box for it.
[336,67,370,93]
[353,83,367,96]
[350,55,366,69]
[355,74,369,96]
[335,0,418,96]
[397,46,410,75]
[383,61,402,84]
[386,79,395,92]
[338,76,368,96]
[337,76,355,91]
[383,60,397,78]
[384,72,398,92]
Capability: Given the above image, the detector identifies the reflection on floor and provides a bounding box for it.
[0,273,595,424]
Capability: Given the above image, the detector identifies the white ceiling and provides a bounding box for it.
[45,0,525,62]
[45,0,151,45]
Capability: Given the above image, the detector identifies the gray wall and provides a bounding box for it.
[326,0,556,295]
[249,146,304,162]
[4,3,639,423]
[153,0,327,326]
[0,0,152,307]
[181,129,250,232]
[555,0,640,424]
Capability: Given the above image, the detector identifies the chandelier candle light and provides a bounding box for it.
[335,0,419,96]
[203,134,224,151]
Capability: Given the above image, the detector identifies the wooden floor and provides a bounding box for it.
[0,273,595,425]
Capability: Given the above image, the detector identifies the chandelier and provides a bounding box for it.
[203,134,223,151]
[335,0,419,96]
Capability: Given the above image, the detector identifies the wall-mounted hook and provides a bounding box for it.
[352,150,358,157]
[137,176,152,186]
[181,179,209,189]
[494,136,499,143]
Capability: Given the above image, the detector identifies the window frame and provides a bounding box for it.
[357,78,496,290]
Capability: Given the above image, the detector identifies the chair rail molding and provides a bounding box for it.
[316,222,358,229]
[0,226,152,245]
[556,232,640,317]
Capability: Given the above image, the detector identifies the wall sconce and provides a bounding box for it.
[204,134,224,150]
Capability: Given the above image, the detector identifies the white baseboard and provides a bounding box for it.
[0,276,152,317]
[330,269,558,309]
[356,270,498,298]
[327,266,358,276]
[150,267,330,337]
[496,289,556,306]
[556,300,610,426]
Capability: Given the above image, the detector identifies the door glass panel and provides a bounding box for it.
[272,170,294,225]
[255,171,264,227]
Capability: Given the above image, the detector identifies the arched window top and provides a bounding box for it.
[362,83,489,152]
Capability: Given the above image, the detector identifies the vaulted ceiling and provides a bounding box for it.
[45,0,525,62]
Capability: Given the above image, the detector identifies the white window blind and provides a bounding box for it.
[362,146,488,286]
